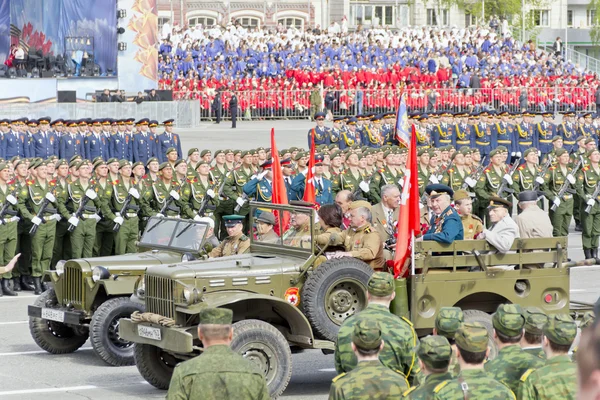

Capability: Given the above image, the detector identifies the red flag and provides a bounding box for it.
[270,128,289,234]
[394,125,420,278]
[303,129,316,203]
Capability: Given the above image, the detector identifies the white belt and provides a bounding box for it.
[2,217,19,223]
[125,213,138,218]
[82,213,99,219]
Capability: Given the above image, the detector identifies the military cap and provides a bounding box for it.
[118,159,130,168]
[417,335,452,369]
[187,148,199,157]
[435,307,464,339]
[580,311,596,329]
[349,200,372,210]
[106,158,119,165]
[116,119,126,126]
[166,147,177,155]
[585,137,596,145]
[518,191,538,203]
[101,119,112,126]
[68,159,80,168]
[199,307,233,325]
[333,116,344,123]
[73,160,89,170]
[223,214,245,227]
[498,111,510,117]
[455,322,489,352]
[576,135,587,142]
[493,304,525,337]
[196,160,209,167]
[0,119,9,127]
[38,117,51,125]
[551,136,563,143]
[352,320,383,350]
[163,119,175,126]
[489,149,500,158]
[289,146,299,153]
[523,148,539,158]
[241,150,252,158]
[158,162,172,171]
[313,154,325,165]
[425,184,453,199]
[55,159,68,168]
[587,149,600,157]
[488,196,512,210]
[9,156,20,164]
[256,211,276,225]
[260,159,273,169]
[281,158,293,166]
[14,159,27,168]
[522,307,548,335]
[347,117,358,125]
[67,120,78,128]
[148,120,158,128]
[554,148,568,157]
[200,149,211,157]
[427,149,437,157]
[0,162,8,171]
[314,112,326,121]
[371,114,383,123]
[125,118,135,124]
[417,148,429,156]
[30,159,44,169]
[367,272,394,297]
[27,119,39,127]
[173,159,186,168]
[214,149,225,156]
[543,313,577,345]
[584,112,593,119]
[497,146,508,153]
[293,152,306,161]
[145,157,159,167]
[93,159,106,169]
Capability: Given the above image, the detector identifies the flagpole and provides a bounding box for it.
[410,233,415,276]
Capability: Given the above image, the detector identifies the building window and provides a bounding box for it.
[350,4,395,26]
[189,17,216,28]
[465,13,476,27]
[587,9,597,26]
[530,10,549,27]
[236,17,260,28]
[158,17,170,33]
[567,10,573,26]
[426,9,448,26]
[278,17,304,29]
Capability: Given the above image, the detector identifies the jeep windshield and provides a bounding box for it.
[140,217,209,253]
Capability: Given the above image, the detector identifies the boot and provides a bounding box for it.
[32,277,42,295]
[584,249,592,260]
[576,224,583,232]
[20,276,35,291]
[593,249,599,259]
[12,277,21,292]
[1,279,17,296]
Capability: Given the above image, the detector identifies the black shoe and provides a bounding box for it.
[593,249,599,259]
[576,224,583,232]
[584,249,592,260]
[20,276,35,291]
[1,279,17,296]
[12,277,21,292]
[32,277,42,295]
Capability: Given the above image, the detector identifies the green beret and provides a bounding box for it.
[173,159,185,168]
[118,159,130,168]
[187,148,199,157]
[14,159,27,168]
[73,160,87,171]
[489,149,500,158]
[146,157,159,167]
[107,158,119,165]
[367,272,394,297]
[196,160,209,167]
[398,147,408,154]
[214,149,225,156]
[93,159,106,169]
[524,148,539,157]
[352,320,383,350]
[459,146,470,156]
[523,307,548,335]
[200,149,211,157]
[418,148,429,156]
[554,148,568,157]
[588,149,600,157]
[417,335,452,370]
[585,137,596,145]
[9,156,20,164]
[70,154,83,163]
[454,322,489,353]
[427,149,436,157]
[31,159,43,169]
[580,311,596,329]
[293,152,305,161]
[0,162,8,171]
[132,161,144,169]
[158,162,172,171]
[199,308,233,325]
[552,136,563,143]
[493,304,525,337]
[435,307,464,339]
[55,159,69,168]
[543,314,577,346]
[166,147,177,154]
[496,146,508,153]
[241,150,252,158]
[330,151,341,159]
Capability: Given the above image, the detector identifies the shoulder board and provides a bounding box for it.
[445,209,454,217]
[113,180,119,185]
[49,179,56,186]
[583,166,590,171]
[434,380,449,393]
[240,234,249,241]
[90,178,96,185]
[520,368,535,382]
[86,132,92,136]
[332,372,346,383]
[518,165,524,170]
[484,167,491,173]
[549,166,556,170]
[7,178,16,185]
[379,168,385,173]
[472,214,483,222]
[142,174,148,179]
[26,179,35,186]
[448,168,454,173]
[364,226,371,233]
[402,387,417,397]
[401,316,413,327]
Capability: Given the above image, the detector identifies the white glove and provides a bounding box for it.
[93,214,101,222]
[257,170,268,180]
[419,202,424,209]
[236,197,246,207]
[437,175,443,181]
[398,178,404,187]
[206,189,215,198]
[193,214,202,222]
[156,213,165,218]
[587,199,595,206]
[128,187,140,199]
[535,176,544,185]
[311,167,316,174]
[68,216,79,227]
[538,151,541,157]
[516,152,522,157]
[511,152,515,156]
[553,198,561,207]
[465,177,477,188]
[359,181,369,193]
[503,174,513,185]
[113,216,124,225]
[52,214,61,222]
[45,192,56,202]
[567,174,576,185]
[31,216,42,225]
[6,194,16,205]
[429,175,439,184]
[169,190,180,201]
[0,219,3,225]
[85,189,97,200]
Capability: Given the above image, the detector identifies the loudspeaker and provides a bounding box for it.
[57,90,76,103]
[41,70,54,78]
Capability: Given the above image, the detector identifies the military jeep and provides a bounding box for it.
[27,217,210,366]
[119,202,587,398]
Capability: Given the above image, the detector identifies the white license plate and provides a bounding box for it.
[41,308,65,323]
[138,325,162,341]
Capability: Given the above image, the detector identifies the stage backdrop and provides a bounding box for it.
[0,0,9,63]
[7,0,117,74]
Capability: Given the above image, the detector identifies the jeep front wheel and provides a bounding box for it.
[463,309,499,360]
[134,344,182,389]
[90,297,144,366]
[302,257,373,341]
[29,289,89,354]
[231,319,292,399]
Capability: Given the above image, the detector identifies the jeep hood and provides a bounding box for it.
[71,250,183,272]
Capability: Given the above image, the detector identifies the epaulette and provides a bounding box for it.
[583,166,590,171]
[364,226,371,233]
[187,177,197,184]
[112,179,119,185]
[379,168,385,173]
[402,386,417,397]
[401,316,413,327]
[86,132,92,136]
[7,178,16,185]
[332,372,346,383]
[240,234,249,241]
[549,166,556,170]
[520,369,534,382]
[142,174,148,179]
[518,165,524,170]
[484,167,491,173]
[445,209,454,217]
[448,168,454,173]
[26,179,35,186]
[433,380,449,393]
[472,214,483,222]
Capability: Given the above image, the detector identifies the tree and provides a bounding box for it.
[588,0,600,45]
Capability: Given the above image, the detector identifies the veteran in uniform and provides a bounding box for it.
[254,211,279,244]
[209,215,250,257]
[420,184,464,244]
[453,190,483,240]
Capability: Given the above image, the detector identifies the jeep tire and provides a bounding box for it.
[463,309,499,359]
[134,344,182,389]
[231,319,292,399]
[302,257,373,342]
[29,289,89,354]
[90,297,144,366]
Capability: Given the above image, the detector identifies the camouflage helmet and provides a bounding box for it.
[492,304,525,337]
[543,314,577,346]
[367,272,395,297]
[416,335,451,370]
[435,307,464,339]
[352,320,382,350]
[523,307,548,335]
[454,322,489,353]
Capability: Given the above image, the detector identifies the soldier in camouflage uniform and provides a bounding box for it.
[403,335,453,399]
[208,215,250,257]
[571,310,594,360]
[0,162,19,296]
[518,314,578,400]
[167,308,269,400]
[432,322,516,400]
[330,320,410,400]
[543,148,577,237]
[334,272,418,383]
[484,304,545,393]
[520,307,548,360]
[433,307,464,378]
[576,148,600,259]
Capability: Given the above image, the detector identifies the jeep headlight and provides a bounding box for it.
[55,260,66,276]
[182,286,200,305]
[135,276,146,298]
[92,266,110,282]
[181,252,196,262]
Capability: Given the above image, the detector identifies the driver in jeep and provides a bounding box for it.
[208,215,250,257]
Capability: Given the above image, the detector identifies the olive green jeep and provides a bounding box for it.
[27,217,211,366]
[119,202,590,398]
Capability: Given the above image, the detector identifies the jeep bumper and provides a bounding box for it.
[118,319,194,354]
[27,305,85,325]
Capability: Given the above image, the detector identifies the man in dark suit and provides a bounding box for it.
[212,91,222,124]
[97,89,111,102]
[229,92,238,129]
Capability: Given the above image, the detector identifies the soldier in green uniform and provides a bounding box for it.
[403,335,453,399]
[208,215,250,257]
[17,159,60,294]
[369,150,402,203]
[520,307,548,360]
[332,152,364,196]
[110,160,143,255]
[543,148,576,237]
[51,159,71,268]
[511,148,540,197]
[143,157,160,186]
[484,304,545,393]
[518,314,578,400]
[181,160,219,220]
[474,149,510,222]
[166,308,269,400]
[186,147,201,177]
[571,310,594,360]
[417,148,432,196]
[148,163,185,218]
[432,322,517,400]
[93,160,116,257]
[576,148,600,259]
[335,272,418,383]
[13,159,34,291]
[433,307,464,378]
[441,149,469,191]
[221,151,255,237]
[330,320,410,400]
[0,162,19,295]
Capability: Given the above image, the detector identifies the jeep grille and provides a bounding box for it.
[145,275,175,319]
[63,265,83,307]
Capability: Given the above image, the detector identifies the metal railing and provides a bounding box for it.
[176,87,595,121]
[539,44,600,76]
[0,101,201,128]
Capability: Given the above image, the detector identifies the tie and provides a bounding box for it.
[317,179,323,192]
[387,210,393,228]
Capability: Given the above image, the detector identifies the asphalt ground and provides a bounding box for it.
[0,120,598,400]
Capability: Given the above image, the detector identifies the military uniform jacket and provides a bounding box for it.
[512,164,540,194]
[483,344,545,394]
[0,181,19,221]
[433,369,516,400]
[132,132,156,164]
[518,355,576,400]
[150,179,184,216]
[333,224,385,269]
[423,205,464,244]
[475,165,508,201]
[417,165,431,195]
[110,178,147,218]
[461,213,484,240]
[433,123,454,147]
[58,179,107,220]
[223,166,255,212]
[543,165,575,210]
[329,360,409,400]
[290,174,333,206]
[243,177,274,203]
[495,122,515,154]
[537,122,556,155]
[208,233,250,257]
[558,122,577,151]
[362,125,383,148]
[455,123,474,147]
[181,176,219,219]
[404,371,454,399]
[332,168,364,194]
[17,178,59,220]
[515,122,538,154]
[370,166,403,203]
[442,167,468,192]
[166,344,269,400]
[84,133,109,161]
[308,125,330,148]
[576,165,600,212]
[473,123,493,155]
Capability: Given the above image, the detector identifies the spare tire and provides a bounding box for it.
[301,257,373,342]
[463,309,499,360]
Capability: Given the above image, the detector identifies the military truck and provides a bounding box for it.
[27,217,211,366]
[119,202,591,398]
